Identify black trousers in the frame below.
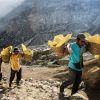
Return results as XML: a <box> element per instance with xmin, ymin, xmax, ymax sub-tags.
<box><xmin>9</xmin><ymin>68</ymin><xmax>22</xmax><ymax>84</ymax></box>
<box><xmin>60</xmin><ymin>68</ymin><xmax>82</xmax><ymax>95</ymax></box>
<box><xmin>0</xmin><ymin>58</ymin><xmax>2</xmax><ymax>81</ymax></box>
<box><xmin>0</xmin><ymin>73</ymin><xmax>2</xmax><ymax>81</ymax></box>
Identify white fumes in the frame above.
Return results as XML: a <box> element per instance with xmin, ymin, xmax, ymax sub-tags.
<box><xmin>0</xmin><ymin>0</ymin><xmax>25</xmax><ymax>19</ymax></box>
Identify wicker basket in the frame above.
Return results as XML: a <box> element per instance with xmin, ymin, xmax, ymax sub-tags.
<box><xmin>88</xmin><ymin>42</ymin><xmax>100</xmax><ymax>55</ymax></box>
<box><xmin>52</xmin><ymin>45</ymin><xmax>69</xmax><ymax>58</ymax></box>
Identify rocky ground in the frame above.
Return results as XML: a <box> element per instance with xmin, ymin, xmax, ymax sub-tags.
<box><xmin>0</xmin><ymin>47</ymin><xmax>100</xmax><ymax>100</ymax></box>
<box><xmin>0</xmin><ymin>60</ymin><xmax>100</xmax><ymax>100</ymax></box>
<box><xmin>0</xmin><ymin>64</ymin><xmax>65</xmax><ymax>100</ymax></box>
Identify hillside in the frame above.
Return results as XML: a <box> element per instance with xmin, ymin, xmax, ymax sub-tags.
<box><xmin>0</xmin><ymin>0</ymin><xmax>100</xmax><ymax>48</ymax></box>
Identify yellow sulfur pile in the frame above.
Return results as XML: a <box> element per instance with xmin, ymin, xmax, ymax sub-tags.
<box><xmin>21</xmin><ymin>44</ymin><xmax>33</xmax><ymax>62</ymax></box>
<box><xmin>48</xmin><ymin>34</ymin><xmax>64</xmax><ymax>48</ymax></box>
<box><xmin>48</xmin><ymin>34</ymin><xmax>72</xmax><ymax>48</ymax></box>
<box><xmin>86</xmin><ymin>34</ymin><xmax>100</xmax><ymax>55</ymax></box>
<box><xmin>86</xmin><ymin>34</ymin><xmax>100</xmax><ymax>44</ymax></box>
<box><xmin>48</xmin><ymin>34</ymin><xmax>72</xmax><ymax>57</ymax></box>
<box><xmin>84</xmin><ymin>32</ymin><xmax>91</xmax><ymax>37</ymax></box>
<box><xmin>1</xmin><ymin>46</ymin><xmax>12</xmax><ymax>63</ymax></box>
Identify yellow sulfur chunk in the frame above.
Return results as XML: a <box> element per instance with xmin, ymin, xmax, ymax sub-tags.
<box><xmin>54</xmin><ymin>34</ymin><xmax>64</xmax><ymax>43</ymax></box>
<box><xmin>94</xmin><ymin>55</ymin><xmax>100</xmax><ymax>59</ymax></box>
<box><xmin>84</xmin><ymin>32</ymin><xmax>91</xmax><ymax>37</ymax></box>
<box><xmin>48</xmin><ymin>34</ymin><xmax>72</xmax><ymax>57</ymax></box>
<box><xmin>21</xmin><ymin>44</ymin><xmax>33</xmax><ymax>62</ymax></box>
<box><xmin>56</xmin><ymin>34</ymin><xmax>72</xmax><ymax>47</ymax></box>
<box><xmin>86</xmin><ymin>34</ymin><xmax>100</xmax><ymax>44</ymax></box>
<box><xmin>1</xmin><ymin>46</ymin><xmax>12</xmax><ymax>63</ymax></box>
<box><xmin>21</xmin><ymin>44</ymin><xmax>27</xmax><ymax>51</ymax></box>
<box><xmin>48</xmin><ymin>40</ymin><xmax>57</xmax><ymax>47</ymax></box>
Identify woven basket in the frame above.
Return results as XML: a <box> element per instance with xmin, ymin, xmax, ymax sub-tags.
<box><xmin>88</xmin><ymin>42</ymin><xmax>100</xmax><ymax>55</ymax></box>
<box><xmin>52</xmin><ymin>45</ymin><xmax>69</xmax><ymax>58</ymax></box>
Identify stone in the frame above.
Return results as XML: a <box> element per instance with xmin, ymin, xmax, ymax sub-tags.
<box><xmin>70</xmin><ymin>92</ymin><xmax>89</xmax><ymax>100</ymax></box>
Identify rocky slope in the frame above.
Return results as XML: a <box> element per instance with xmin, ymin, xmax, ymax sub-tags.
<box><xmin>0</xmin><ymin>0</ymin><xmax>100</xmax><ymax>47</ymax></box>
<box><xmin>0</xmin><ymin>48</ymin><xmax>100</xmax><ymax>100</ymax></box>
<box><xmin>0</xmin><ymin>63</ymin><xmax>89</xmax><ymax>100</ymax></box>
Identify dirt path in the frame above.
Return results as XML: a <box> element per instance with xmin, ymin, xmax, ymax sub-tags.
<box><xmin>1</xmin><ymin>63</ymin><xmax>67</xmax><ymax>81</ymax></box>
<box><xmin>0</xmin><ymin>61</ymin><xmax>100</xmax><ymax>100</ymax></box>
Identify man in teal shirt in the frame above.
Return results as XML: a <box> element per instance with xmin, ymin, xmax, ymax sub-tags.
<box><xmin>59</xmin><ymin>33</ymin><xmax>87</xmax><ymax>99</ymax></box>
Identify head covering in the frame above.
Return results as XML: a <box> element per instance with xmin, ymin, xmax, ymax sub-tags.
<box><xmin>13</xmin><ymin>47</ymin><xmax>19</xmax><ymax>52</ymax></box>
<box><xmin>77</xmin><ymin>33</ymin><xmax>85</xmax><ymax>40</ymax></box>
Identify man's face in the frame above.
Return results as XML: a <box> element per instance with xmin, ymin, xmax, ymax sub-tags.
<box><xmin>78</xmin><ymin>38</ymin><xmax>86</xmax><ymax>46</ymax></box>
<box><xmin>14</xmin><ymin>51</ymin><xmax>19</xmax><ymax>54</ymax></box>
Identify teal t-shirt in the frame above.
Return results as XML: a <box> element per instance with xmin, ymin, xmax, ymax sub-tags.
<box><xmin>68</xmin><ymin>42</ymin><xmax>85</xmax><ymax>71</ymax></box>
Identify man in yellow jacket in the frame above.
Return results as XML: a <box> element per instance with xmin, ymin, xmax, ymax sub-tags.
<box><xmin>9</xmin><ymin>47</ymin><xmax>24</xmax><ymax>87</ymax></box>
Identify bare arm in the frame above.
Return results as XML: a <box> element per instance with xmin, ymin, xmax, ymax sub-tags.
<box><xmin>62</xmin><ymin>44</ymin><xmax>70</xmax><ymax>56</ymax></box>
<box><xmin>20</xmin><ymin>52</ymin><xmax>24</xmax><ymax>58</ymax></box>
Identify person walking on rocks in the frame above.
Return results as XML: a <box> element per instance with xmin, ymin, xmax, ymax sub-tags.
<box><xmin>59</xmin><ymin>33</ymin><xmax>88</xmax><ymax>99</ymax></box>
<box><xmin>0</xmin><ymin>55</ymin><xmax>2</xmax><ymax>81</ymax></box>
<box><xmin>9</xmin><ymin>47</ymin><xmax>24</xmax><ymax>87</ymax></box>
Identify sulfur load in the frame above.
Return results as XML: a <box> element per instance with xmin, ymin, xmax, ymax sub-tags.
<box><xmin>86</xmin><ymin>34</ymin><xmax>100</xmax><ymax>55</ymax></box>
<box><xmin>21</xmin><ymin>44</ymin><xmax>33</xmax><ymax>62</ymax></box>
<box><xmin>48</xmin><ymin>34</ymin><xmax>72</xmax><ymax>57</ymax></box>
<box><xmin>86</xmin><ymin>34</ymin><xmax>100</xmax><ymax>44</ymax></box>
<box><xmin>1</xmin><ymin>46</ymin><xmax>12</xmax><ymax>63</ymax></box>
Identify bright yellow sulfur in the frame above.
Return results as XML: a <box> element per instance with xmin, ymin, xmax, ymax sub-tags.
<box><xmin>56</xmin><ymin>34</ymin><xmax>72</xmax><ymax>47</ymax></box>
<box><xmin>48</xmin><ymin>34</ymin><xmax>72</xmax><ymax>48</ymax></box>
<box><xmin>54</xmin><ymin>34</ymin><xmax>64</xmax><ymax>43</ymax></box>
<box><xmin>1</xmin><ymin>46</ymin><xmax>12</xmax><ymax>63</ymax></box>
<box><xmin>21</xmin><ymin>44</ymin><xmax>27</xmax><ymax>51</ymax></box>
<box><xmin>1</xmin><ymin>46</ymin><xmax>12</xmax><ymax>55</ymax></box>
<box><xmin>48</xmin><ymin>40</ymin><xmax>57</xmax><ymax>47</ymax></box>
<box><xmin>21</xmin><ymin>44</ymin><xmax>33</xmax><ymax>62</ymax></box>
<box><xmin>94</xmin><ymin>55</ymin><xmax>100</xmax><ymax>59</ymax></box>
<box><xmin>86</xmin><ymin>34</ymin><xmax>100</xmax><ymax>44</ymax></box>
<box><xmin>48</xmin><ymin>34</ymin><xmax>72</xmax><ymax>57</ymax></box>
<box><xmin>48</xmin><ymin>34</ymin><xmax>64</xmax><ymax>47</ymax></box>
<box><xmin>84</xmin><ymin>32</ymin><xmax>91</xmax><ymax>37</ymax></box>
